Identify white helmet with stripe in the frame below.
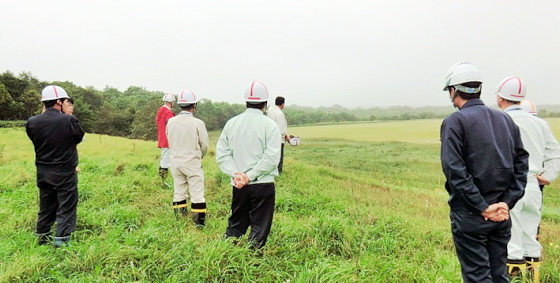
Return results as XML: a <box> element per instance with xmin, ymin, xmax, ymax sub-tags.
<box><xmin>177</xmin><ymin>89</ymin><xmax>199</xmax><ymax>106</ymax></box>
<box><xmin>495</xmin><ymin>76</ymin><xmax>526</xmax><ymax>102</ymax></box>
<box><xmin>520</xmin><ymin>99</ymin><xmax>537</xmax><ymax>115</ymax></box>
<box><xmin>244</xmin><ymin>81</ymin><xmax>269</xmax><ymax>103</ymax></box>
<box><xmin>162</xmin><ymin>93</ymin><xmax>175</xmax><ymax>102</ymax></box>
<box><xmin>41</xmin><ymin>85</ymin><xmax>69</xmax><ymax>102</ymax></box>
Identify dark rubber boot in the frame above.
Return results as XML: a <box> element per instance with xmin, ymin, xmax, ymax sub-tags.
<box><xmin>159</xmin><ymin>167</ymin><xmax>169</xmax><ymax>180</ymax></box>
<box><xmin>173</xmin><ymin>200</ymin><xmax>188</xmax><ymax>217</ymax></box>
<box><xmin>37</xmin><ymin>232</ymin><xmax>52</xmax><ymax>245</ymax></box>
<box><xmin>191</xmin><ymin>203</ymin><xmax>206</xmax><ymax>227</ymax></box>
<box><xmin>53</xmin><ymin>235</ymin><xmax>71</xmax><ymax>248</ymax></box>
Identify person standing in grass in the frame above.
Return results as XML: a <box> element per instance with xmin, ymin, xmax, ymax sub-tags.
<box><xmin>267</xmin><ymin>96</ymin><xmax>289</xmax><ymax>174</ymax></box>
<box><xmin>440</xmin><ymin>62</ymin><xmax>528</xmax><ymax>282</ymax></box>
<box><xmin>216</xmin><ymin>81</ymin><xmax>281</xmax><ymax>250</ymax></box>
<box><xmin>495</xmin><ymin>76</ymin><xmax>560</xmax><ymax>281</ymax></box>
<box><xmin>166</xmin><ymin>89</ymin><xmax>209</xmax><ymax>226</ymax></box>
<box><xmin>26</xmin><ymin>85</ymin><xmax>85</xmax><ymax>248</ymax></box>
<box><xmin>156</xmin><ymin>93</ymin><xmax>176</xmax><ymax>181</ymax></box>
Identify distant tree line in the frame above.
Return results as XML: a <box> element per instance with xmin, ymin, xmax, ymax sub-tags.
<box><xmin>3</xmin><ymin>71</ymin><xmax>560</xmax><ymax>140</ymax></box>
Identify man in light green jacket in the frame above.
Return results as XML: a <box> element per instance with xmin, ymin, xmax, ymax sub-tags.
<box><xmin>216</xmin><ymin>81</ymin><xmax>281</xmax><ymax>250</ymax></box>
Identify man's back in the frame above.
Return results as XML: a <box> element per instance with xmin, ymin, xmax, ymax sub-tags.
<box><xmin>166</xmin><ymin>113</ymin><xmax>208</xmax><ymax>164</ymax></box>
<box><xmin>217</xmin><ymin>108</ymin><xmax>281</xmax><ymax>183</ymax></box>
<box><xmin>441</xmin><ymin>99</ymin><xmax>527</xmax><ymax>212</ymax></box>
<box><xmin>267</xmin><ymin>105</ymin><xmax>287</xmax><ymax>141</ymax></box>
<box><xmin>505</xmin><ymin>107</ymin><xmax>560</xmax><ymax>179</ymax></box>
<box><xmin>26</xmin><ymin>108</ymin><xmax>84</xmax><ymax>170</ymax></box>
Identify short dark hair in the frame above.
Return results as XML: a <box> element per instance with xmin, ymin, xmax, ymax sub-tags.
<box><xmin>453</xmin><ymin>82</ymin><xmax>482</xmax><ymax>100</ymax></box>
<box><xmin>180</xmin><ymin>103</ymin><xmax>196</xmax><ymax>110</ymax></box>
<box><xmin>246</xmin><ymin>101</ymin><xmax>267</xmax><ymax>109</ymax></box>
<box><xmin>275</xmin><ymin>96</ymin><xmax>285</xmax><ymax>106</ymax></box>
<box><xmin>503</xmin><ymin>98</ymin><xmax>520</xmax><ymax>105</ymax></box>
<box><xmin>43</xmin><ymin>99</ymin><xmax>58</xmax><ymax>108</ymax></box>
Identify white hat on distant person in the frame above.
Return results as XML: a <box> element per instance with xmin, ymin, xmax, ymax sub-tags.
<box><xmin>162</xmin><ymin>93</ymin><xmax>175</xmax><ymax>102</ymax></box>
<box><xmin>520</xmin><ymin>99</ymin><xmax>537</xmax><ymax>115</ymax></box>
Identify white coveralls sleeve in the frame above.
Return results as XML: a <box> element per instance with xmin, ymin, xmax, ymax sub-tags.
<box><xmin>541</xmin><ymin>122</ymin><xmax>560</xmax><ymax>182</ymax></box>
<box><xmin>216</xmin><ymin>126</ymin><xmax>238</xmax><ymax>177</ymax></box>
<box><xmin>245</xmin><ymin>124</ymin><xmax>282</xmax><ymax>182</ymax></box>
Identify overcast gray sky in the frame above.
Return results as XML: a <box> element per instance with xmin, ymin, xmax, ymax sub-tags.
<box><xmin>1</xmin><ymin>1</ymin><xmax>558</xmax><ymax>108</ymax></box>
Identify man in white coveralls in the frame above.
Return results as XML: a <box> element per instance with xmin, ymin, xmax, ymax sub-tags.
<box><xmin>495</xmin><ymin>76</ymin><xmax>560</xmax><ymax>282</ymax></box>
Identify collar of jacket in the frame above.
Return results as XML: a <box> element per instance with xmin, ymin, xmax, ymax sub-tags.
<box><xmin>460</xmin><ymin>98</ymin><xmax>484</xmax><ymax>110</ymax></box>
<box><xmin>245</xmin><ymin>108</ymin><xmax>264</xmax><ymax>114</ymax></box>
<box><xmin>45</xmin><ymin>107</ymin><xmax>62</xmax><ymax>113</ymax></box>
<box><xmin>504</xmin><ymin>104</ymin><xmax>522</xmax><ymax>112</ymax></box>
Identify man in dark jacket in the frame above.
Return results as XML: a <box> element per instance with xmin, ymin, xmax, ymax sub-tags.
<box><xmin>26</xmin><ymin>85</ymin><xmax>85</xmax><ymax>247</ymax></box>
<box><xmin>440</xmin><ymin>62</ymin><xmax>528</xmax><ymax>283</ymax></box>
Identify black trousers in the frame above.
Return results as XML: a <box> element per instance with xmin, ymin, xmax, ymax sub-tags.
<box><xmin>450</xmin><ymin>210</ymin><xmax>511</xmax><ymax>283</ymax></box>
<box><xmin>36</xmin><ymin>169</ymin><xmax>78</xmax><ymax>237</ymax></box>
<box><xmin>225</xmin><ymin>183</ymin><xmax>275</xmax><ymax>249</ymax></box>
<box><xmin>278</xmin><ymin>143</ymin><xmax>284</xmax><ymax>173</ymax></box>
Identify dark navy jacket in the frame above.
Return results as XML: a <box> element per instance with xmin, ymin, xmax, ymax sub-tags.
<box><xmin>440</xmin><ymin>99</ymin><xmax>528</xmax><ymax>214</ymax></box>
<box><xmin>26</xmin><ymin>108</ymin><xmax>85</xmax><ymax>172</ymax></box>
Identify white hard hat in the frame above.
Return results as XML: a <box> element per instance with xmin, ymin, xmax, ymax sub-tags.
<box><xmin>244</xmin><ymin>81</ymin><xmax>269</xmax><ymax>103</ymax></box>
<box><xmin>162</xmin><ymin>93</ymin><xmax>175</xmax><ymax>102</ymax></box>
<box><xmin>442</xmin><ymin>62</ymin><xmax>483</xmax><ymax>91</ymax></box>
<box><xmin>41</xmin><ymin>85</ymin><xmax>69</xmax><ymax>102</ymax></box>
<box><xmin>495</xmin><ymin>76</ymin><xmax>526</xmax><ymax>102</ymax></box>
<box><xmin>288</xmin><ymin>136</ymin><xmax>300</xmax><ymax>146</ymax></box>
<box><xmin>520</xmin><ymin>99</ymin><xmax>537</xmax><ymax>115</ymax></box>
<box><xmin>177</xmin><ymin>89</ymin><xmax>199</xmax><ymax>105</ymax></box>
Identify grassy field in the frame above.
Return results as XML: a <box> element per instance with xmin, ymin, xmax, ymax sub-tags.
<box><xmin>1</xmin><ymin>118</ymin><xmax>559</xmax><ymax>282</ymax></box>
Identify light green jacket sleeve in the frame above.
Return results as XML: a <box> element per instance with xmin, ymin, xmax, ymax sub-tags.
<box><xmin>216</xmin><ymin>125</ymin><xmax>238</xmax><ymax>177</ymax></box>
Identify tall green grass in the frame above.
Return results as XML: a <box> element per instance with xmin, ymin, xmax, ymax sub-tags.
<box><xmin>1</xmin><ymin>121</ymin><xmax>559</xmax><ymax>282</ymax></box>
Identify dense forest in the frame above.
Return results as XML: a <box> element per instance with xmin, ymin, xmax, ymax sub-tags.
<box><xmin>2</xmin><ymin>71</ymin><xmax>560</xmax><ymax>140</ymax></box>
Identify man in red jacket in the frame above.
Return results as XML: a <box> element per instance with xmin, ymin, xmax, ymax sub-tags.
<box><xmin>156</xmin><ymin>93</ymin><xmax>175</xmax><ymax>181</ymax></box>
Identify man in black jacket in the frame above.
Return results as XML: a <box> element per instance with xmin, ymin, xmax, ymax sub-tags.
<box><xmin>26</xmin><ymin>85</ymin><xmax>85</xmax><ymax>247</ymax></box>
<box><xmin>440</xmin><ymin>62</ymin><xmax>528</xmax><ymax>282</ymax></box>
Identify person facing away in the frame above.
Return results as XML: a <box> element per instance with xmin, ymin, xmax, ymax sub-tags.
<box><xmin>267</xmin><ymin>96</ymin><xmax>289</xmax><ymax>174</ymax></box>
<box><xmin>440</xmin><ymin>62</ymin><xmax>528</xmax><ymax>283</ymax></box>
<box><xmin>166</xmin><ymin>89</ymin><xmax>209</xmax><ymax>226</ymax></box>
<box><xmin>216</xmin><ymin>81</ymin><xmax>281</xmax><ymax>250</ymax></box>
<box><xmin>156</xmin><ymin>93</ymin><xmax>176</xmax><ymax>181</ymax></box>
<box><xmin>25</xmin><ymin>85</ymin><xmax>85</xmax><ymax>248</ymax></box>
<box><xmin>495</xmin><ymin>76</ymin><xmax>560</xmax><ymax>281</ymax></box>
